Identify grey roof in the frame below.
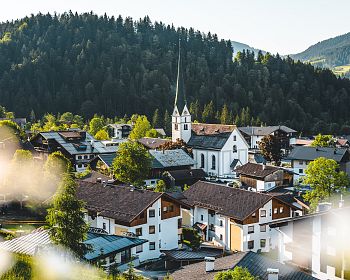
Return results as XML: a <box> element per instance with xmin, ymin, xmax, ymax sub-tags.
<box><xmin>166</xmin><ymin>169</ymin><xmax>207</xmax><ymax>181</ymax></box>
<box><xmin>84</xmin><ymin>231</ymin><xmax>147</xmax><ymax>261</ymax></box>
<box><xmin>234</xmin><ymin>251</ymin><xmax>317</xmax><ymax>280</ymax></box>
<box><xmin>0</xmin><ymin>229</ymin><xmax>146</xmax><ymax>261</ymax></box>
<box><xmin>288</xmin><ymin>146</ymin><xmax>349</xmax><ymax>162</ymax></box>
<box><xmin>163</xmin><ymin>248</ymin><xmax>223</xmax><ymax>261</ymax></box>
<box><xmin>108</xmin><ymin>123</ymin><xmax>132</xmax><ymax>129</ymax></box>
<box><xmin>38</xmin><ymin>131</ymin><xmax>118</xmax><ymax>155</ymax></box>
<box><xmin>149</xmin><ymin>149</ymin><xmax>195</xmax><ymax>168</ymax></box>
<box><xmin>239</xmin><ymin>126</ymin><xmax>296</xmax><ymax>136</ymax></box>
<box><xmin>187</xmin><ymin>133</ymin><xmax>230</xmax><ymax>150</ymax></box>
<box><xmin>230</xmin><ymin>159</ymin><xmax>240</xmax><ymax>168</ymax></box>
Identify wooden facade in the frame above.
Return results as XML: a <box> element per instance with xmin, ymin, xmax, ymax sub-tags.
<box><xmin>272</xmin><ymin>198</ymin><xmax>291</xmax><ymax>220</ymax></box>
<box><xmin>161</xmin><ymin>197</ymin><xmax>181</xmax><ymax>220</ymax></box>
<box><xmin>130</xmin><ymin>210</ymin><xmax>148</xmax><ymax>227</ymax></box>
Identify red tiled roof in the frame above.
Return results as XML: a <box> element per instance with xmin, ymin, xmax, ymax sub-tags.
<box><xmin>191</xmin><ymin>123</ymin><xmax>235</xmax><ymax>135</ymax></box>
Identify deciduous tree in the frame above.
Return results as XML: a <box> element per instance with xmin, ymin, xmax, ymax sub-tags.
<box><xmin>311</xmin><ymin>134</ymin><xmax>335</xmax><ymax>147</ymax></box>
<box><xmin>258</xmin><ymin>135</ymin><xmax>283</xmax><ymax>166</ymax></box>
<box><xmin>214</xmin><ymin>267</ymin><xmax>257</xmax><ymax>280</ymax></box>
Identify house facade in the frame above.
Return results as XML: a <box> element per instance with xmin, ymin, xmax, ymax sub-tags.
<box><xmin>267</xmin><ymin>204</ymin><xmax>350</xmax><ymax>280</ymax></box>
<box><xmin>288</xmin><ymin>146</ymin><xmax>350</xmax><ymax>182</ymax></box>
<box><xmin>179</xmin><ymin>181</ymin><xmax>302</xmax><ymax>254</ymax></box>
<box><xmin>235</xmin><ymin>162</ymin><xmax>292</xmax><ymax>192</ymax></box>
<box><xmin>77</xmin><ymin>181</ymin><xmax>187</xmax><ymax>263</ymax></box>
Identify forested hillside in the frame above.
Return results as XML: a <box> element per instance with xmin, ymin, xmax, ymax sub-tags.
<box><xmin>1</xmin><ymin>12</ymin><xmax>350</xmax><ymax>134</ymax></box>
<box><xmin>292</xmin><ymin>32</ymin><xmax>350</xmax><ymax>78</ymax></box>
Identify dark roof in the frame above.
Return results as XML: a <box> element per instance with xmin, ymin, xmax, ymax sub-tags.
<box><xmin>234</xmin><ymin>251</ymin><xmax>317</xmax><ymax>280</ymax></box>
<box><xmin>235</xmin><ymin>163</ymin><xmax>280</xmax><ymax>179</ymax></box>
<box><xmin>170</xmin><ymin>252</ymin><xmax>316</xmax><ymax>280</ymax></box>
<box><xmin>138</xmin><ymin>137</ymin><xmax>170</xmax><ymax>149</ymax></box>
<box><xmin>80</xmin><ymin>170</ymin><xmax>113</xmax><ymax>183</ymax></box>
<box><xmin>192</xmin><ymin>123</ymin><xmax>235</xmax><ymax>135</ymax></box>
<box><xmin>187</xmin><ymin>133</ymin><xmax>231</xmax><ymax>150</ymax></box>
<box><xmin>239</xmin><ymin>126</ymin><xmax>296</xmax><ymax>136</ymax></box>
<box><xmin>163</xmin><ymin>248</ymin><xmax>223</xmax><ymax>261</ymax></box>
<box><xmin>230</xmin><ymin>159</ymin><xmax>240</xmax><ymax>169</ymax></box>
<box><xmin>288</xmin><ymin>146</ymin><xmax>349</xmax><ymax>162</ymax></box>
<box><xmin>96</xmin><ymin>153</ymin><xmax>117</xmax><ymax>168</ymax></box>
<box><xmin>182</xmin><ymin>181</ymin><xmax>272</xmax><ymax>221</ymax></box>
<box><xmin>85</xmin><ymin>231</ymin><xmax>147</xmax><ymax>261</ymax></box>
<box><xmin>167</xmin><ymin>169</ymin><xmax>207</xmax><ymax>181</ymax></box>
<box><xmin>77</xmin><ymin>181</ymin><xmax>162</xmax><ymax>225</ymax></box>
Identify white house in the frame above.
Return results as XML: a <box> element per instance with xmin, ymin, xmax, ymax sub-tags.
<box><xmin>77</xmin><ymin>181</ymin><xmax>187</xmax><ymax>263</ymax></box>
<box><xmin>266</xmin><ymin>203</ymin><xmax>350</xmax><ymax>280</ymax></box>
<box><xmin>179</xmin><ymin>181</ymin><xmax>303</xmax><ymax>253</ymax></box>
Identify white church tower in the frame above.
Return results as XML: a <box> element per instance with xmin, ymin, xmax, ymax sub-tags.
<box><xmin>172</xmin><ymin>41</ymin><xmax>191</xmax><ymax>143</ymax></box>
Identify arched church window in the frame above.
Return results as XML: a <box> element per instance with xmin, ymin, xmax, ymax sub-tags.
<box><xmin>233</xmin><ymin>145</ymin><xmax>237</xmax><ymax>153</ymax></box>
<box><xmin>200</xmin><ymin>154</ymin><xmax>205</xmax><ymax>168</ymax></box>
<box><xmin>184</xmin><ymin>124</ymin><xmax>188</xmax><ymax>130</ymax></box>
<box><xmin>211</xmin><ymin>155</ymin><xmax>216</xmax><ymax>170</ymax></box>
<box><xmin>175</xmin><ymin>123</ymin><xmax>179</xmax><ymax>131</ymax></box>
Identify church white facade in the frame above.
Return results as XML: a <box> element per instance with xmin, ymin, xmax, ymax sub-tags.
<box><xmin>171</xmin><ymin>44</ymin><xmax>249</xmax><ymax>179</ymax></box>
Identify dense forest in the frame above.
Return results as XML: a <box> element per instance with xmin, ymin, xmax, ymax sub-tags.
<box><xmin>1</xmin><ymin>12</ymin><xmax>350</xmax><ymax>134</ymax></box>
<box><xmin>292</xmin><ymin>32</ymin><xmax>350</xmax><ymax>78</ymax></box>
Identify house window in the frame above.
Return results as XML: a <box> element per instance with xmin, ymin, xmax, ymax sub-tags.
<box><xmin>184</xmin><ymin>124</ymin><xmax>188</xmax><ymax>130</ymax></box>
<box><xmin>149</xmin><ymin>209</ymin><xmax>155</xmax><ymax>218</ymax></box>
<box><xmin>209</xmin><ymin>224</ymin><xmax>215</xmax><ymax>231</ymax></box>
<box><xmin>175</xmin><ymin>123</ymin><xmax>179</xmax><ymax>131</ymax></box>
<box><xmin>149</xmin><ymin>242</ymin><xmax>155</xmax><ymax>250</ymax></box>
<box><xmin>248</xmin><ymin>225</ymin><xmax>254</xmax><ymax>234</ymax></box>
<box><xmin>149</xmin><ymin>225</ymin><xmax>155</xmax><ymax>234</ymax></box>
<box><xmin>248</xmin><ymin>240</ymin><xmax>254</xmax><ymax>250</ymax></box>
<box><xmin>260</xmin><ymin>210</ymin><xmax>266</xmax><ymax>217</ymax></box>
<box><xmin>219</xmin><ymin>220</ymin><xmax>223</xmax><ymax>227</ymax></box>
<box><xmin>159</xmin><ymin>224</ymin><xmax>161</xmax><ymax>232</ymax></box>
<box><xmin>136</xmin><ymin>227</ymin><xmax>142</xmax><ymax>236</ymax></box>
<box><xmin>178</xmin><ymin>218</ymin><xmax>182</xmax><ymax>229</ymax></box>
<box><xmin>279</xmin><ymin>207</ymin><xmax>284</xmax><ymax>214</ymax></box>
<box><xmin>233</xmin><ymin>145</ymin><xmax>237</xmax><ymax>153</ymax></box>
<box><xmin>84</xmin><ymin>155</ymin><xmax>88</xmax><ymax>159</ymax></box>
<box><xmin>260</xmin><ymin>239</ymin><xmax>266</xmax><ymax>248</ymax></box>
<box><xmin>136</xmin><ymin>244</ymin><xmax>143</xmax><ymax>253</ymax></box>
<box><xmin>211</xmin><ymin>155</ymin><xmax>216</xmax><ymax>170</ymax></box>
<box><xmin>201</xmin><ymin>215</ymin><xmax>204</xmax><ymax>221</ymax></box>
<box><xmin>299</xmin><ymin>161</ymin><xmax>303</xmax><ymax>165</ymax></box>
<box><xmin>220</xmin><ymin>234</ymin><xmax>223</xmax><ymax>241</ymax></box>
<box><xmin>200</xmin><ymin>154</ymin><xmax>205</xmax><ymax>168</ymax></box>
<box><xmin>233</xmin><ymin>135</ymin><xmax>237</xmax><ymax>141</ymax></box>
<box><xmin>168</xmin><ymin>205</ymin><xmax>174</xmax><ymax>212</ymax></box>
<box><xmin>260</xmin><ymin>225</ymin><xmax>266</xmax><ymax>232</ymax></box>
<box><xmin>102</xmin><ymin>223</ymin><xmax>106</xmax><ymax>230</ymax></box>
<box><xmin>78</xmin><ymin>155</ymin><xmax>82</xmax><ymax>159</ymax></box>
<box><xmin>274</xmin><ymin>208</ymin><xmax>278</xmax><ymax>214</ymax></box>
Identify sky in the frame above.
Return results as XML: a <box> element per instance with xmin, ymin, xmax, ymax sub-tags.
<box><xmin>1</xmin><ymin>0</ymin><xmax>350</xmax><ymax>55</ymax></box>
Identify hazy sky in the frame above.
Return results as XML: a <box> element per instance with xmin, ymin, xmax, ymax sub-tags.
<box><xmin>1</xmin><ymin>0</ymin><xmax>350</xmax><ymax>54</ymax></box>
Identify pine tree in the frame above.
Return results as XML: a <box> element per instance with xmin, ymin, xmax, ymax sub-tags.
<box><xmin>220</xmin><ymin>104</ymin><xmax>230</xmax><ymax>124</ymax></box>
<box><xmin>46</xmin><ymin>174</ymin><xmax>89</xmax><ymax>258</ymax></box>
<box><xmin>152</xmin><ymin>109</ymin><xmax>161</xmax><ymax>128</ymax></box>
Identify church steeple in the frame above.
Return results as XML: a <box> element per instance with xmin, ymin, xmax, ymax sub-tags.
<box><xmin>174</xmin><ymin>39</ymin><xmax>186</xmax><ymax>115</ymax></box>
<box><xmin>172</xmin><ymin>39</ymin><xmax>191</xmax><ymax>143</ymax></box>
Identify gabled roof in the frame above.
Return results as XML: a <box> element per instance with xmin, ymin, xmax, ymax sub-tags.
<box><xmin>96</xmin><ymin>153</ymin><xmax>117</xmax><ymax>168</ymax></box>
<box><xmin>239</xmin><ymin>126</ymin><xmax>296</xmax><ymax>136</ymax></box>
<box><xmin>138</xmin><ymin>137</ymin><xmax>170</xmax><ymax>149</ymax></box>
<box><xmin>288</xmin><ymin>146</ymin><xmax>349</xmax><ymax>162</ymax></box>
<box><xmin>0</xmin><ymin>228</ymin><xmax>147</xmax><ymax>261</ymax></box>
<box><xmin>77</xmin><ymin>181</ymin><xmax>162</xmax><ymax>225</ymax></box>
<box><xmin>235</xmin><ymin>163</ymin><xmax>281</xmax><ymax>179</ymax></box>
<box><xmin>187</xmin><ymin>133</ymin><xmax>231</xmax><ymax>150</ymax></box>
<box><xmin>149</xmin><ymin>149</ymin><xmax>195</xmax><ymax>168</ymax></box>
<box><xmin>108</xmin><ymin>123</ymin><xmax>132</xmax><ymax>130</ymax></box>
<box><xmin>182</xmin><ymin>181</ymin><xmax>272</xmax><ymax>221</ymax></box>
<box><xmin>234</xmin><ymin>251</ymin><xmax>316</xmax><ymax>280</ymax></box>
<box><xmin>192</xmin><ymin>123</ymin><xmax>236</xmax><ymax>135</ymax></box>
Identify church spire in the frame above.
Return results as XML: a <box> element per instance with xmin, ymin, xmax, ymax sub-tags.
<box><xmin>174</xmin><ymin>39</ymin><xmax>186</xmax><ymax>115</ymax></box>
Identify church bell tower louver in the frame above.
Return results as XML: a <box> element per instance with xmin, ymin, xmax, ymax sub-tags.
<box><xmin>172</xmin><ymin>40</ymin><xmax>191</xmax><ymax>143</ymax></box>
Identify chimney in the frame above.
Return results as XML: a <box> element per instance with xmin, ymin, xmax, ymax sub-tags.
<box><xmin>317</xmin><ymin>202</ymin><xmax>332</xmax><ymax>212</ymax></box>
<box><xmin>339</xmin><ymin>194</ymin><xmax>345</xmax><ymax>208</ymax></box>
<box><xmin>267</xmin><ymin>268</ymin><xmax>279</xmax><ymax>280</ymax></box>
<box><xmin>262</xmin><ymin>164</ymin><xmax>266</xmax><ymax>170</ymax></box>
<box><xmin>205</xmin><ymin>257</ymin><xmax>215</xmax><ymax>272</ymax></box>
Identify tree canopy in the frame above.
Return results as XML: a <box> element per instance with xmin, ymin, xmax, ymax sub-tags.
<box><xmin>258</xmin><ymin>135</ymin><xmax>283</xmax><ymax>166</ymax></box>
<box><xmin>112</xmin><ymin>141</ymin><xmax>151</xmax><ymax>186</ymax></box>
<box><xmin>129</xmin><ymin>115</ymin><xmax>152</xmax><ymax>140</ymax></box>
<box><xmin>214</xmin><ymin>267</ymin><xmax>257</xmax><ymax>280</ymax></box>
<box><xmin>303</xmin><ymin>157</ymin><xmax>349</xmax><ymax>211</ymax></box>
<box><xmin>311</xmin><ymin>134</ymin><xmax>336</xmax><ymax>147</ymax></box>
<box><xmin>46</xmin><ymin>173</ymin><xmax>89</xmax><ymax>258</ymax></box>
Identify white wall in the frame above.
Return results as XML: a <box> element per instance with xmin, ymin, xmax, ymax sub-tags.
<box><xmin>292</xmin><ymin>160</ymin><xmax>309</xmax><ymax>182</ymax></box>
